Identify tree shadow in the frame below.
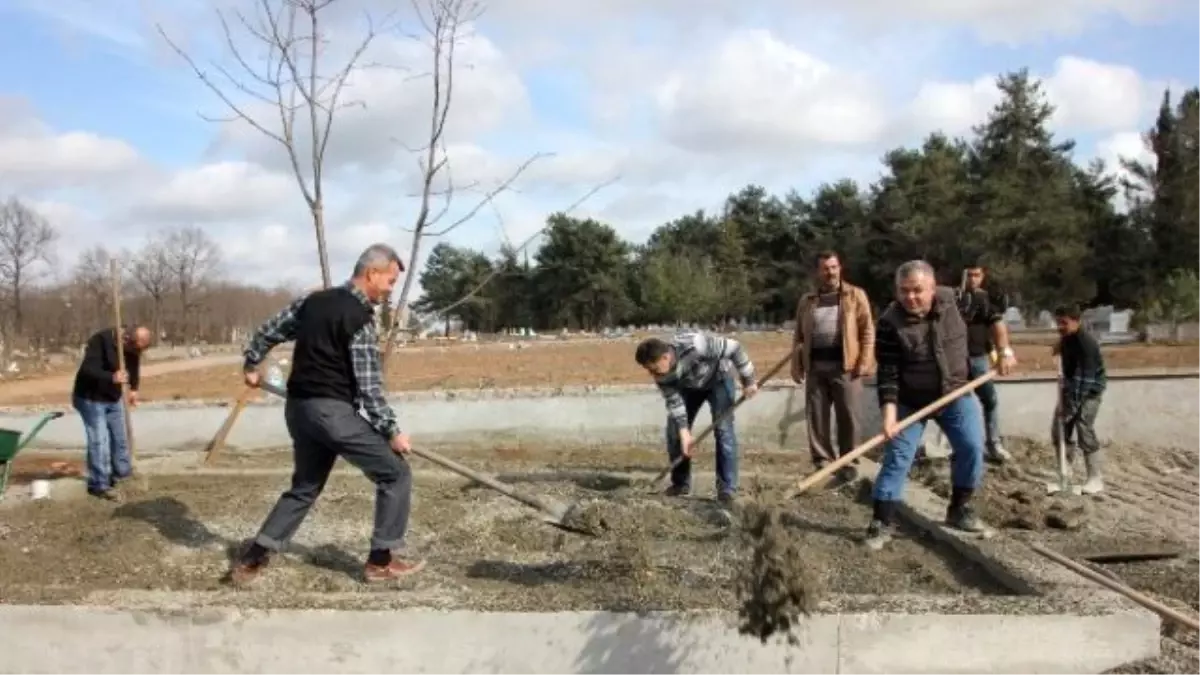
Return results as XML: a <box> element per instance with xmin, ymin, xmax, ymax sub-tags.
<box><xmin>112</xmin><ymin>496</ymin><xmax>363</xmax><ymax>581</ymax></box>
<box><xmin>573</xmin><ymin>611</ymin><xmax>690</xmax><ymax>674</ymax></box>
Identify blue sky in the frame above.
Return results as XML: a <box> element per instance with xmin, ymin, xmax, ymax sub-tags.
<box><xmin>0</xmin><ymin>0</ymin><xmax>1196</xmax><ymax>292</ymax></box>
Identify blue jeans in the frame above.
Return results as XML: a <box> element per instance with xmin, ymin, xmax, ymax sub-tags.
<box><xmin>72</xmin><ymin>396</ymin><xmax>132</xmax><ymax>492</ymax></box>
<box><xmin>873</xmin><ymin>394</ymin><xmax>986</xmax><ymax>502</ymax></box>
<box><xmin>665</xmin><ymin>374</ymin><xmax>739</xmax><ymax>495</ymax></box>
<box><xmin>969</xmin><ymin>355</ymin><xmax>1001</xmax><ymax>447</ymax></box>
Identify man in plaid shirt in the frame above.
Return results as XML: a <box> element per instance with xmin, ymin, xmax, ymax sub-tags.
<box><xmin>226</xmin><ymin>243</ymin><xmax>425</xmax><ymax>586</ymax></box>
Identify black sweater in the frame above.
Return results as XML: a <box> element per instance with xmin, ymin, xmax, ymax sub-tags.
<box><xmin>72</xmin><ymin>328</ymin><xmax>141</xmax><ymax>403</ymax></box>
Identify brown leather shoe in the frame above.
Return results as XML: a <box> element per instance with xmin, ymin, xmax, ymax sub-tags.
<box><xmin>224</xmin><ymin>557</ymin><xmax>269</xmax><ymax>587</ymax></box>
<box><xmin>364</xmin><ymin>558</ymin><xmax>426</xmax><ymax>583</ymax></box>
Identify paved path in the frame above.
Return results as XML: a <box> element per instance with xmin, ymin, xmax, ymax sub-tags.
<box><xmin>0</xmin><ymin>354</ymin><xmax>244</xmax><ymax>400</ymax></box>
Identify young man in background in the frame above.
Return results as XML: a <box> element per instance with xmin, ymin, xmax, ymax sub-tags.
<box><xmin>956</xmin><ymin>264</ymin><xmax>1016</xmax><ymax>464</ymax></box>
<box><xmin>1052</xmin><ymin>305</ymin><xmax>1108</xmax><ymax>495</ymax></box>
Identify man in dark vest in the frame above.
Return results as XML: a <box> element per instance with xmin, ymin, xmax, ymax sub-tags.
<box><xmin>226</xmin><ymin>243</ymin><xmax>424</xmax><ymax>586</ymax></box>
<box><xmin>865</xmin><ymin>260</ymin><xmax>1015</xmax><ymax>551</ymax></box>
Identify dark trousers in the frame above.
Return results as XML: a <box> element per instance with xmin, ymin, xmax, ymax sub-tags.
<box><xmin>254</xmin><ymin>397</ymin><xmax>413</xmax><ymax>553</ymax></box>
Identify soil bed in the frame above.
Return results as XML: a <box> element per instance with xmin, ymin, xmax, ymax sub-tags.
<box><xmin>0</xmin><ymin>473</ymin><xmax>1007</xmax><ymax>612</ymax></box>
<box><xmin>911</xmin><ymin>438</ymin><xmax>1200</xmax><ymax>674</ymax></box>
<box><xmin>203</xmin><ymin>442</ymin><xmax>815</xmax><ymax>476</ymax></box>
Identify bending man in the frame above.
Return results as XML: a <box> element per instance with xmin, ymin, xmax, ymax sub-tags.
<box><xmin>791</xmin><ymin>250</ymin><xmax>875</xmax><ymax>482</ymax></box>
<box><xmin>866</xmin><ymin>260</ymin><xmax>1015</xmax><ymax>551</ymax></box>
<box><xmin>635</xmin><ymin>330</ymin><xmax>757</xmax><ymax>504</ymax></box>
<box><xmin>226</xmin><ymin>243</ymin><xmax>425</xmax><ymax>586</ymax></box>
<box><xmin>71</xmin><ymin>324</ymin><xmax>152</xmax><ymax>501</ymax></box>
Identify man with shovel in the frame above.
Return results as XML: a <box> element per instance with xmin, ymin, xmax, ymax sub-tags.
<box><xmin>1051</xmin><ymin>304</ymin><xmax>1107</xmax><ymax>495</ymax></box>
<box><xmin>226</xmin><ymin>243</ymin><xmax>425</xmax><ymax>586</ymax></box>
<box><xmin>790</xmin><ymin>250</ymin><xmax>875</xmax><ymax>484</ymax></box>
<box><xmin>635</xmin><ymin>330</ymin><xmax>758</xmax><ymax>505</ymax></box>
<box><xmin>865</xmin><ymin>260</ymin><xmax>1016</xmax><ymax>551</ymax></box>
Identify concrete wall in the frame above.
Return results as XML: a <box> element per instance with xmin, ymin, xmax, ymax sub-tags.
<box><xmin>2</xmin><ymin>373</ymin><xmax>1195</xmax><ymax>452</ymax></box>
<box><xmin>0</xmin><ymin>605</ymin><xmax>1158</xmax><ymax>674</ymax></box>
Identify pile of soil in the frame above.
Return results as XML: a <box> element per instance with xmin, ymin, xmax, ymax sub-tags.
<box><xmin>0</xmin><ymin>469</ymin><xmax>1005</xmax><ymax>612</ymax></box>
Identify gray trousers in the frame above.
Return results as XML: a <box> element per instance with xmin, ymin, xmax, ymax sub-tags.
<box><xmin>254</xmin><ymin>397</ymin><xmax>413</xmax><ymax>553</ymax></box>
<box><xmin>805</xmin><ymin>359</ymin><xmax>863</xmax><ymax>466</ymax></box>
<box><xmin>1053</xmin><ymin>396</ymin><xmax>1103</xmax><ymax>460</ymax></box>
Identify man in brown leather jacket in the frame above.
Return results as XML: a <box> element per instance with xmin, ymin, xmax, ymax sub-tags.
<box><xmin>791</xmin><ymin>251</ymin><xmax>875</xmax><ymax>482</ymax></box>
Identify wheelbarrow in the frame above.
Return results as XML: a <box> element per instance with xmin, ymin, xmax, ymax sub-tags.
<box><xmin>0</xmin><ymin>411</ymin><xmax>66</xmax><ymax>500</ymax></box>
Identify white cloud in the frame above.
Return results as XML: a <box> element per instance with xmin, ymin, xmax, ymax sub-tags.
<box><xmin>0</xmin><ymin>97</ymin><xmax>145</xmax><ymax>192</ymax></box>
<box><xmin>1</xmin><ymin>0</ymin><xmax>1191</xmax><ymax>296</ymax></box>
<box><xmin>654</xmin><ymin>29</ymin><xmax>889</xmax><ymax>157</ymax></box>
<box><xmin>128</xmin><ymin>161</ymin><xmax>297</xmax><ymax>223</ymax></box>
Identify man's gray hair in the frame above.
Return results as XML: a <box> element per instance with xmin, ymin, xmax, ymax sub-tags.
<box><xmin>894</xmin><ymin>259</ymin><xmax>936</xmax><ymax>286</ymax></box>
<box><xmin>352</xmin><ymin>243</ymin><xmax>404</xmax><ymax>277</ymax></box>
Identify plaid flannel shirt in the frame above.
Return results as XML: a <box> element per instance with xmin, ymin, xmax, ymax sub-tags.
<box><xmin>243</xmin><ymin>283</ymin><xmax>400</xmax><ymax>438</ymax></box>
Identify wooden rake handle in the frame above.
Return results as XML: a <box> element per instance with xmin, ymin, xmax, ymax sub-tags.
<box><xmin>650</xmin><ymin>347</ymin><xmax>798</xmax><ymax>486</ymax></box>
<box><xmin>788</xmin><ymin>369</ymin><xmax>998</xmax><ymax>498</ymax></box>
<box><xmin>1031</xmin><ymin>543</ymin><xmax>1200</xmax><ymax>632</ymax></box>
<box><xmin>203</xmin><ymin>386</ymin><xmax>256</xmax><ymax>465</ymax></box>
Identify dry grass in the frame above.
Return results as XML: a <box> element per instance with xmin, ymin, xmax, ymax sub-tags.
<box><xmin>0</xmin><ymin>334</ymin><xmax>1193</xmax><ymax>406</ymax></box>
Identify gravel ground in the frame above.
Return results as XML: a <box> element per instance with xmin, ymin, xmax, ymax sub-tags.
<box><xmin>0</xmin><ymin>471</ymin><xmax>1007</xmax><ymax>612</ymax></box>
<box><xmin>911</xmin><ymin>438</ymin><xmax>1200</xmax><ymax>674</ymax></box>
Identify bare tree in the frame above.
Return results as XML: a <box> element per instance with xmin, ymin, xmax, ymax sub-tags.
<box><xmin>162</xmin><ymin>226</ymin><xmax>223</xmax><ymax>342</ymax></box>
<box><xmin>128</xmin><ymin>238</ymin><xmax>174</xmax><ymax>341</ymax></box>
<box><xmin>158</xmin><ymin>0</ymin><xmax>386</xmax><ymax>289</ymax></box>
<box><xmin>73</xmin><ymin>245</ymin><xmax>116</xmax><ymax>317</ymax></box>
<box><xmin>0</xmin><ymin>197</ymin><xmax>58</xmax><ymax>338</ymax></box>
<box><xmin>380</xmin><ymin>0</ymin><xmax>553</xmax><ymax>360</ymax></box>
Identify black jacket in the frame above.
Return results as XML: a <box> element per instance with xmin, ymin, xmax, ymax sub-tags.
<box><xmin>73</xmin><ymin>328</ymin><xmax>141</xmax><ymax>403</ymax></box>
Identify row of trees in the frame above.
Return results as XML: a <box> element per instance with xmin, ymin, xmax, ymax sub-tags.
<box><xmin>415</xmin><ymin>71</ymin><xmax>1200</xmax><ymax>333</ymax></box>
<box><xmin>0</xmin><ymin>206</ymin><xmax>296</xmax><ymax>353</ymax></box>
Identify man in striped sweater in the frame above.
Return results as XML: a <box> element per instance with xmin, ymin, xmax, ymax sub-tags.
<box><xmin>635</xmin><ymin>330</ymin><xmax>758</xmax><ymax>504</ymax></box>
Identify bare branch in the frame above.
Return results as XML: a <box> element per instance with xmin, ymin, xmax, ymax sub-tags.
<box><xmin>422</xmin><ymin>175</ymin><xmax>619</xmax><ymax>322</ymax></box>
<box><xmin>426</xmin><ymin>153</ymin><xmax>552</xmax><ymax>236</ymax></box>
<box><xmin>157</xmin><ymin>0</ymin><xmax>384</xmax><ymax>289</ymax></box>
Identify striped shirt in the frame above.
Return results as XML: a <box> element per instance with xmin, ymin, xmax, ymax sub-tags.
<box><xmin>243</xmin><ymin>283</ymin><xmax>400</xmax><ymax>438</ymax></box>
<box><xmin>653</xmin><ymin>330</ymin><xmax>756</xmax><ymax>428</ymax></box>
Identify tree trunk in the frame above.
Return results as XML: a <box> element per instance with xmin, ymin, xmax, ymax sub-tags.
<box><xmin>313</xmin><ymin>203</ymin><xmax>332</xmax><ymax>289</ymax></box>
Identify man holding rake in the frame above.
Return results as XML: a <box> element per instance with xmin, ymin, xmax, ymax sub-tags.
<box><xmin>864</xmin><ymin>260</ymin><xmax>1016</xmax><ymax>551</ymax></box>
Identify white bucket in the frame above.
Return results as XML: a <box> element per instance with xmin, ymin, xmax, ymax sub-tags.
<box><xmin>30</xmin><ymin>480</ymin><xmax>50</xmax><ymax>500</ymax></box>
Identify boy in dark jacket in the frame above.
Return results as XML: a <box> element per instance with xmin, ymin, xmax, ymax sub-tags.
<box><xmin>1052</xmin><ymin>305</ymin><xmax>1108</xmax><ymax>495</ymax></box>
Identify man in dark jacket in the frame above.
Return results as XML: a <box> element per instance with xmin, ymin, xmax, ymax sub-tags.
<box><xmin>1052</xmin><ymin>304</ymin><xmax>1107</xmax><ymax>495</ymax></box>
<box><xmin>956</xmin><ymin>264</ymin><xmax>1016</xmax><ymax>463</ymax></box>
<box><xmin>226</xmin><ymin>243</ymin><xmax>426</xmax><ymax>586</ymax></box>
<box><xmin>865</xmin><ymin>260</ymin><xmax>1014</xmax><ymax>551</ymax></box>
<box><xmin>72</xmin><ymin>325</ymin><xmax>152</xmax><ymax>500</ymax></box>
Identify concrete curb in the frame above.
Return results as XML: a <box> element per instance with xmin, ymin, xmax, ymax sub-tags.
<box><xmin>4</xmin><ymin>374</ymin><xmax>1196</xmax><ymax>452</ymax></box>
<box><xmin>0</xmin><ymin>602</ymin><xmax>1159</xmax><ymax>674</ymax></box>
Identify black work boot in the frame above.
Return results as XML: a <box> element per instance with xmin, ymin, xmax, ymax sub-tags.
<box><xmin>946</xmin><ymin>487</ymin><xmax>988</xmax><ymax>533</ymax></box>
